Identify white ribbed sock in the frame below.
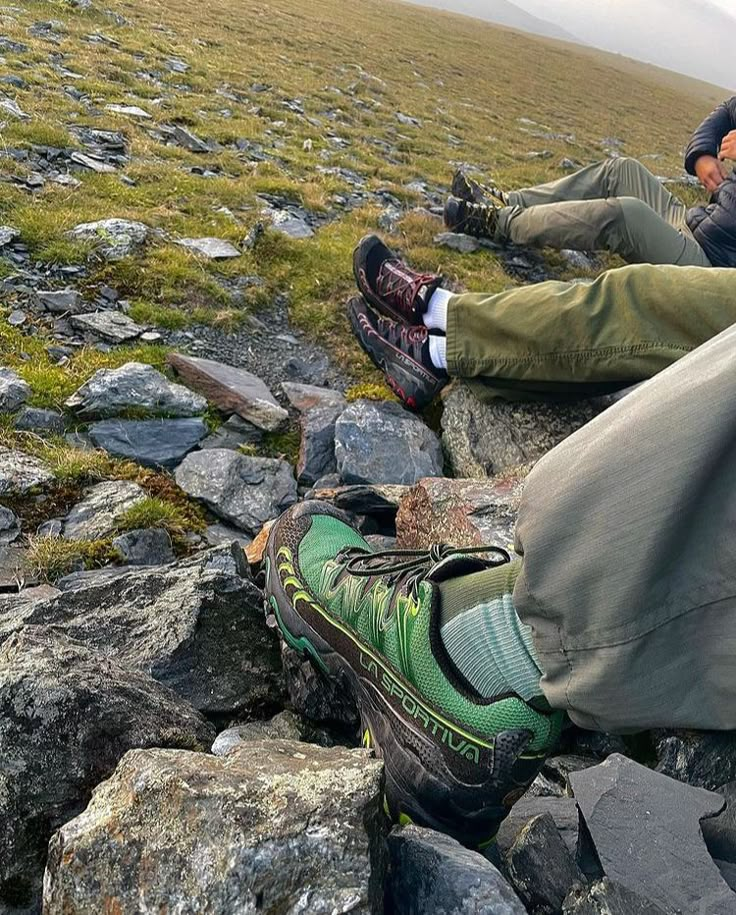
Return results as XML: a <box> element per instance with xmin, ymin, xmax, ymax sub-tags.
<box><xmin>428</xmin><ymin>334</ymin><xmax>447</xmax><ymax>371</ymax></box>
<box><xmin>424</xmin><ymin>287</ymin><xmax>451</xmax><ymax>331</ymax></box>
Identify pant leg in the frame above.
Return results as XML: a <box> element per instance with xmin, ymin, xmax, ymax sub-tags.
<box><xmin>496</xmin><ymin>197</ymin><xmax>710</xmax><ymax>266</ymax></box>
<box><xmin>507</xmin><ymin>157</ymin><xmax>686</xmax><ymax>226</ymax></box>
<box><xmin>446</xmin><ymin>264</ymin><xmax>734</xmax><ymax>392</ymax></box>
<box><xmin>513</xmin><ymin>323</ymin><xmax>736</xmax><ymax>733</ymax></box>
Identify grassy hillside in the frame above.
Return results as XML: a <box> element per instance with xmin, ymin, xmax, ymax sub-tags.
<box><xmin>0</xmin><ymin>0</ymin><xmax>722</xmax><ymax>391</ymax></box>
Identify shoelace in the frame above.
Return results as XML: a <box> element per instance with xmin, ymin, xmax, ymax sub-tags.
<box><xmin>335</xmin><ymin>543</ymin><xmax>511</xmax><ymax>601</ymax></box>
<box><xmin>377</xmin><ymin>260</ymin><xmax>438</xmax><ymax>314</ymax></box>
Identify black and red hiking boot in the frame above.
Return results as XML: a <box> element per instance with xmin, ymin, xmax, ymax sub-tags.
<box><xmin>444</xmin><ymin>195</ymin><xmax>500</xmax><ymax>240</ymax></box>
<box><xmin>264</xmin><ymin>501</ymin><xmax>564</xmax><ymax>848</ymax></box>
<box><xmin>353</xmin><ymin>234</ymin><xmax>443</xmax><ymax>325</ymax></box>
<box><xmin>347</xmin><ymin>296</ymin><xmax>446</xmax><ymax>411</ymax></box>
<box><xmin>451</xmin><ymin>168</ymin><xmax>508</xmax><ymax>207</ymax></box>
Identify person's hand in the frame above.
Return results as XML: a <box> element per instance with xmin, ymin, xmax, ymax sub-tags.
<box><xmin>695</xmin><ymin>154</ymin><xmax>728</xmax><ymax>193</ymax></box>
<box><xmin>719</xmin><ymin>129</ymin><xmax>736</xmax><ymax>163</ymax></box>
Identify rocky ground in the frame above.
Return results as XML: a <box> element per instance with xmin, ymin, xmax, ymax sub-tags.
<box><xmin>0</xmin><ymin>0</ymin><xmax>731</xmax><ymax>913</ymax></box>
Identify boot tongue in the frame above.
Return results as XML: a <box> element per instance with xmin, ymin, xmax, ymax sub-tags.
<box><xmin>425</xmin><ymin>554</ymin><xmax>493</xmax><ymax>584</ymax></box>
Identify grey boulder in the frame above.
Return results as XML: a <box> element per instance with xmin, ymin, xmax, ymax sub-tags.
<box><xmin>335</xmin><ymin>400</ymin><xmax>443</xmax><ymax>485</ymax></box>
<box><xmin>441</xmin><ymin>384</ymin><xmax>610</xmax><ymax>478</ymax></box>
<box><xmin>0</xmin><ymin>366</ymin><xmax>30</xmax><ymax>412</ymax></box>
<box><xmin>35</xmin><ymin>289</ymin><xmax>85</xmax><ymax>313</ymax></box>
<box><xmin>13</xmin><ymin>406</ymin><xmax>65</xmax><ymax>433</ymax></box>
<box><xmin>396</xmin><ymin>469</ymin><xmax>528</xmax><ymax>555</ymax></box>
<box><xmin>175</xmin><ymin>236</ymin><xmax>241</xmax><ymax>259</ymax></box>
<box><xmin>70</xmin><ymin>311</ymin><xmax>145</xmax><ymax>343</ymax></box>
<box><xmin>0</xmin><ymin>627</ymin><xmax>213</xmax><ymax>914</ymax></box>
<box><xmin>88</xmin><ymin>417</ymin><xmax>208</xmax><ymax>469</ymax></box>
<box><xmin>44</xmin><ymin>740</ymin><xmax>386</xmax><ymax>914</ymax></box>
<box><xmin>66</xmin><ymin>361</ymin><xmax>207</xmax><ymax>418</ymax></box>
<box><xmin>175</xmin><ymin>449</ymin><xmax>297</xmax><ymax>534</ymax></box>
<box><xmin>0</xmin><ymin>447</ymin><xmax>54</xmax><ymax>495</ymax></box>
<box><xmin>388</xmin><ymin>824</ymin><xmax>526</xmax><ymax>915</ymax></box>
<box><xmin>67</xmin><ymin>218</ymin><xmax>150</xmax><ymax>260</ymax></box>
<box><xmin>111</xmin><ymin>527</ymin><xmax>174</xmax><ymax>565</ymax></box>
<box><xmin>62</xmin><ymin>480</ymin><xmax>146</xmax><ymax>540</ymax></box>
<box><xmin>297</xmin><ymin>403</ymin><xmax>343</xmax><ymax>486</ymax></box>
<box><xmin>0</xmin><ymin>545</ymin><xmax>283</xmax><ymax>716</ymax></box>
<box><xmin>570</xmin><ymin>754</ymin><xmax>736</xmax><ymax>914</ymax></box>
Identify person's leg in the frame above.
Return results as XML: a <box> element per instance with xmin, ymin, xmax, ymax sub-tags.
<box><xmin>513</xmin><ymin>322</ymin><xmax>736</xmax><ymax>732</ymax></box>
<box><xmin>495</xmin><ymin>197</ymin><xmax>710</xmax><ymax>266</ymax></box>
<box><xmin>506</xmin><ymin>157</ymin><xmax>684</xmax><ymax>223</ymax></box>
<box><xmin>446</xmin><ymin>264</ymin><xmax>733</xmax><ymax>394</ymax></box>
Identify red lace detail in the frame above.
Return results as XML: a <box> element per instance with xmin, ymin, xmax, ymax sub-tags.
<box><xmin>376</xmin><ymin>260</ymin><xmax>437</xmax><ymax>317</ymax></box>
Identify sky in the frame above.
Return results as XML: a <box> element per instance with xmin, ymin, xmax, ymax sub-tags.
<box><xmin>409</xmin><ymin>0</ymin><xmax>736</xmax><ymax>90</ymax></box>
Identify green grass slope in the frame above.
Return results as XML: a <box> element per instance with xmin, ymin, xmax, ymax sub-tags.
<box><xmin>0</xmin><ymin>0</ymin><xmax>723</xmax><ymax>381</ymax></box>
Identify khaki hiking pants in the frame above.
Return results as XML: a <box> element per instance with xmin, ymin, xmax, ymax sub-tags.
<box><xmin>513</xmin><ymin>321</ymin><xmax>736</xmax><ymax>733</ymax></box>
<box><xmin>497</xmin><ymin>157</ymin><xmax>711</xmax><ymax>267</ymax></box>
<box><xmin>446</xmin><ymin>263</ymin><xmax>736</xmax><ymax>400</ymax></box>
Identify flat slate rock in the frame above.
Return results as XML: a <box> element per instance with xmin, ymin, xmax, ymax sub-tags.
<box><xmin>67</xmin><ymin>218</ymin><xmax>150</xmax><ymax>260</ymax></box>
<box><xmin>44</xmin><ymin>741</ymin><xmax>385</xmax><ymax>914</ymax></box>
<box><xmin>36</xmin><ymin>288</ymin><xmax>84</xmax><ymax>313</ymax></box>
<box><xmin>169</xmin><ymin>124</ymin><xmax>210</xmax><ymax>152</ymax></box>
<box><xmin>13</xmin><ymin>406</ymin><xmax>65</xmax><ymax>434</ymax></box>
<box><xmin>0</xmin><ymin>447</ymin><xmax>54</xmax><ymax>496</ymax></box>
<box><xmin>66</xmin><ymin>362</ymin><xmax>207</xmax><ymax>418</ymax></box>
<box><xmin>62</xmin><ymin>480</ymin><xmax>146</xmax><ymax>541</ymax></box>
<box><xmin>111</xmin><ymin>528</ymin><xmax>174</xmax><ymax>566</ymax></box>
<box><xmin>388</xmin><ymin>824</ymin><xmax>526</xmax><ymax>915</ymax></box>
<box><xmin>175</xmin><ymin>449</ymin><xmax>297</xmax><ymax>535</ymax></box>
<box><xmin>334</xmin><ymin>399</ymin><xmax>443</xmax><ymax>486</ymax></box>
<box><xmin>105</xmin><ymin>104</ymin><xmax>151</xmax><ymax>118</ymax></box>
<box><xmin>88</xmin><ymin>418</ymin><xmax>208</xmax><ymax>469</ymax></box>
<box><xmin>168</xmin><ymin>353</ymin><xmax>288</xmax><ymax>431</ymax></box>
<box><xmin>0</xmin><ymin>367</ymin><xmax>30</xmax><ymax>412</ymax></box>
<box><xmin>70</xmin><ymin>311</ymin><xmax>145</xmax><ymax>343</ymax></box>
<box><xmin>175</xmin><ymin>237</ymin><xmax>241</xmax><ymax>259</ymax></box>
<box><xmin>282</xmin><ymin>381</ymin><xmax>347</xmax><ymax>413</ymax></box>
<box><xmin>570</xmin><ymin>754</ymin><xmax>736</xmax><ymax>914</ymax></box>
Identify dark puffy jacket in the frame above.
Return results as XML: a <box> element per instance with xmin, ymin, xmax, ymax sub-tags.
<box><xmin>684</xmin><ymin>96</ymin><xmax>736</xmax><ymax>268</ymax></box>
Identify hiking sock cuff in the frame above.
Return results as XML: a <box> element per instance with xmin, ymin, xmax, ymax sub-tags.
<box><xmin>428</xmin><ymin>334</ymin><xmax>448</xmax><ymax>371</ymax></box>
<box><xmin>424</xmin><ymin>287</ymin><xmax>451</xmax><ymax>331</ymax></box>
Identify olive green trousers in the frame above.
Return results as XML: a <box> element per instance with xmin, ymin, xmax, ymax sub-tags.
<box><xmin>446</xmin><ymin>263</ymin><xmax>736</xmax><ymax>401</ymax></box>
<box><xmin>513</xmin><ymin>321</ymin><xmax>736</xmax><ymax>732</ymax></box>
<box><xmin>497</xmin><ymin>157</ymin><xmax>710</xmax><ymax>266</ymax></box>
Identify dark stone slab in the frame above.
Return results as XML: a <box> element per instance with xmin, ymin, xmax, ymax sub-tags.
<box><xmin>88</xmin><ymin>418</ymin><xmax>207</xmax><ymax>469</ymax></box>
<box><xmin>570</xmin><ymin>754</ymin><xmax>736</xmax><ymax>914</ymax></box>
<box><xmin>506</xmin><ymin>813</ymin><xmax>583</xmax><ymax>914</ymax></box>
<box><xmin>388</xmin><ymin>824</ymin><xmax>527</xmax><ymax>914</ymax></box>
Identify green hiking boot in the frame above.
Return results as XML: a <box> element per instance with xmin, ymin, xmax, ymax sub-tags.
<box><xmin>264</xmin><ymin>501</ymin><xmax>564</xmax><ymax>848</ymax></box>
